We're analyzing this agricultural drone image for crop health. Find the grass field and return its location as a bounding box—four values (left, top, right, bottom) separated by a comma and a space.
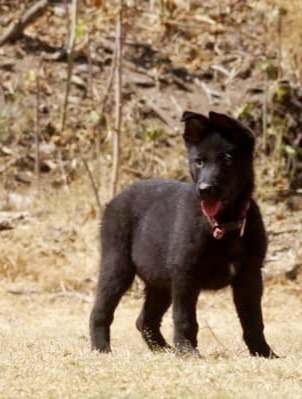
0, 183, 301, 399
1, 283, 302, 399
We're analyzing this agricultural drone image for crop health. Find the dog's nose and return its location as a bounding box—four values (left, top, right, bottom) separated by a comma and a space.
198, 183, 217, 197
199, 182, 211, 194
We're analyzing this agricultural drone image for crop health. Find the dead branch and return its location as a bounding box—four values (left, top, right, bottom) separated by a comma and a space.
0, 0, 50, 46
0, 157, 19, 175
95, 41, 117, 187
277, 7, 284, 79
136, 91, 174, 130
60, 0, 78, 132
262, 75, 268, 151
122, 165, 148, 179
58, 150, 70, 193
34, 65, 41, 191
111, 4, 124, 198
87, 34, 94, 101
79, 150, 102, 214
7, 289, 92, 303
49, 291, 92, 302
100, 49, 117, 117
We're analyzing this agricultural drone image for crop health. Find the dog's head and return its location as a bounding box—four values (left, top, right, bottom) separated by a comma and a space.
181, 111, 255, 217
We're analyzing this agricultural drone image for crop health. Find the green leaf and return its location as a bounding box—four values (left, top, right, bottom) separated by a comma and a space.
284, 145, 296, 155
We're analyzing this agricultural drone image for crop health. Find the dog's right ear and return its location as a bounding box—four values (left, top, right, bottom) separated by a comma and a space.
181, 111, 209, 143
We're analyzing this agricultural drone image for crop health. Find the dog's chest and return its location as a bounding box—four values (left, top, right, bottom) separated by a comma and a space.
195, 236, 242, 289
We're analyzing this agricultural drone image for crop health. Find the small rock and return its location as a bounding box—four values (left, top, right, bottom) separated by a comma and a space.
285, 265, 302, 281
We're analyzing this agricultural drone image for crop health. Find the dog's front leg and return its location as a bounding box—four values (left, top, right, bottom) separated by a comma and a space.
172, 272, 200, 356
232, 264, 277, 358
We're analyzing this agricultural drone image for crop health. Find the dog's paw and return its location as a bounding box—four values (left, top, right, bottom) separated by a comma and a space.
268, 351, 280, 359
91, 342, 111, 353
175, 346, 203, 359
252, 348, 279, 359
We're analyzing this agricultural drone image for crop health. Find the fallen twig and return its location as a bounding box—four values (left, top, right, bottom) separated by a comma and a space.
137, 92, 174, 130
267, 227, 301, 236
0, 0, 50, 46
122, 165, 148, 179
0, 211, 31, 231
0, 157, 19, 175
169, 94, 183, 115
194, 78, 222, 105
7, 289, 92, 303
204, 319, 228, 351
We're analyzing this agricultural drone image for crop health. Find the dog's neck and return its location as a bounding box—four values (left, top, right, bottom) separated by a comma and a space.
200, 182, 253, 240
216, 190, 252, 224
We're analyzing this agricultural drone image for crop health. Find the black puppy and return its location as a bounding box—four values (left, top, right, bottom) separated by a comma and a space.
90, 111, 276, 358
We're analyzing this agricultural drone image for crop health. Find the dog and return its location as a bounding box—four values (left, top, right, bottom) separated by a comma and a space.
90, 111, 276, 358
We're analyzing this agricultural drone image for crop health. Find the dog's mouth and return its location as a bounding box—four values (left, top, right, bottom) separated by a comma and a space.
201, 199, 222, 218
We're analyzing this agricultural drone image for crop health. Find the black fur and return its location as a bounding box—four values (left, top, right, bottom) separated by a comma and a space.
90, 111, 276, 358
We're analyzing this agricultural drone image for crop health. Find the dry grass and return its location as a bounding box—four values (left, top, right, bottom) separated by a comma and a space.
280, 0, 302, 78
1, 283, 302, 399
0, 178, 301, 399
0, 181, 99, 292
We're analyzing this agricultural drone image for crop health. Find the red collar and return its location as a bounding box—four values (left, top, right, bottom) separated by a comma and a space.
204, 201, 250, 240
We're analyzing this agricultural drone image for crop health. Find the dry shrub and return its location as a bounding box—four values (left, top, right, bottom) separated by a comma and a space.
0, 182, 99, 292
0, 107, 188, 293
262, 0, 302, 78
280, 0, 302, 79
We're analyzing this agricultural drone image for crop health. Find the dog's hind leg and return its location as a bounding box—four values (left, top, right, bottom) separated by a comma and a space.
136, 286, 171, 351
90, 250, 135, 353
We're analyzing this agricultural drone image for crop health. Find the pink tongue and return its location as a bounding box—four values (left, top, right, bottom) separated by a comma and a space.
201, 200, 221, 217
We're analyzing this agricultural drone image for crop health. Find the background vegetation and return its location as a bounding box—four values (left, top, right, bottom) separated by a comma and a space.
0, 1, 301, 398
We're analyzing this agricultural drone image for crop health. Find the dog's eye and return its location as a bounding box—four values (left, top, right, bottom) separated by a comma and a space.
195, 159, 204, 167
224, 153, 233, 165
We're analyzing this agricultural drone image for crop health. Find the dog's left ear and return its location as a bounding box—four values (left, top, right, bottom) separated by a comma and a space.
181, 111, 209, 143
209, 111, 255, 152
